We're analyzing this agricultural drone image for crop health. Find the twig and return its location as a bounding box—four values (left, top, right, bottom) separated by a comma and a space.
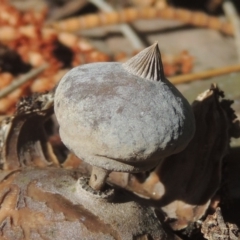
88, 0, 145, 50
0, 64, 48, 99
49, 6, 234, 36
169, 64, 240, 84
222, 1, 240, 62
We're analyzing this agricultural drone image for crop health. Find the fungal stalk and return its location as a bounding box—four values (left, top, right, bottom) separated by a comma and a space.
89, 166, 109, 191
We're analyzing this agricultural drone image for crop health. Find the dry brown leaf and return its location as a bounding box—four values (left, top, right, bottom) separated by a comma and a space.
202, 207, 240, 240
0, 92, 58, 170
109, 84, 240, 230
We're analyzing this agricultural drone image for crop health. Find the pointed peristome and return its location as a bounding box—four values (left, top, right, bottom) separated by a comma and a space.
122, 42, 165, 81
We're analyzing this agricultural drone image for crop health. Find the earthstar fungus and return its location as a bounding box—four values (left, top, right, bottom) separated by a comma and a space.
54, 43, 195, 191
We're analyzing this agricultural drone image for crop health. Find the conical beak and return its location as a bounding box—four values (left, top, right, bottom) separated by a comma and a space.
122, 42, 165, 82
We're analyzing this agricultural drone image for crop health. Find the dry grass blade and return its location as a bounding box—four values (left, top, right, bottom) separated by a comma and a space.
0, 64, 48, 99
223, 1, 240, 62
47, 0, 88, 21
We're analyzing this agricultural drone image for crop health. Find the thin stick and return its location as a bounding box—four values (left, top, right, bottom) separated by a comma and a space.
0, 64, 48, 99
88, 0, 145, 50
169, 64, 240, 84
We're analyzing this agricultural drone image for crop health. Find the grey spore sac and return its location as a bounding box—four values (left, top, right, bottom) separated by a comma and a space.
55, 43, 195, 174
